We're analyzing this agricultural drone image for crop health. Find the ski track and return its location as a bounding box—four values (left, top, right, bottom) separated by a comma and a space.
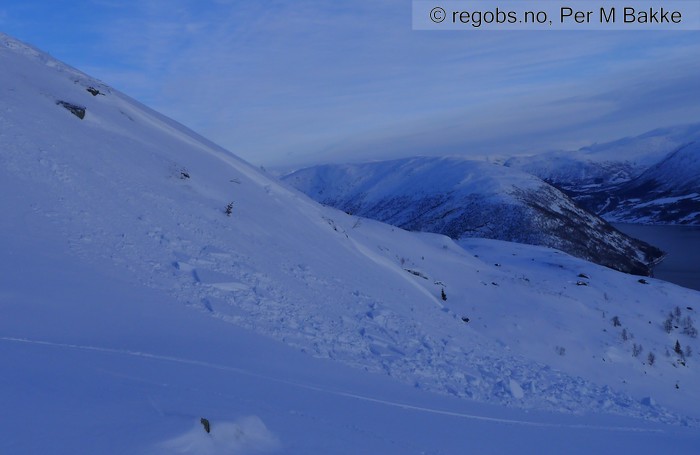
0, 336, 662, 433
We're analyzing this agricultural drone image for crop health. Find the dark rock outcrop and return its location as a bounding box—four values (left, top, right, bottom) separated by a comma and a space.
56, 101, 86, 119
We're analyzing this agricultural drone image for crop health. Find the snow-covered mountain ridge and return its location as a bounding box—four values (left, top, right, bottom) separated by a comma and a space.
588, 142, 700, 224
282, 157, 662, 275
505, 124, 700, 224
2, 33, 700, 453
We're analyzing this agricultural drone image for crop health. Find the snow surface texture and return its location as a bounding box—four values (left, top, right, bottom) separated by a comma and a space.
282, 157, 662, 275
505, 124, 700, 225
2, 33, 700, 453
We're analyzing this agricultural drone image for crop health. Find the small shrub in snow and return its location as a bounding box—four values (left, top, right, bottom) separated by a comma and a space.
674, 340, 683, 356
621, 329, 629, 341
611, 316, 621, 327
441, 288, 447, 301
663, 316, 674, 334
225, 202, 234, 216
632, 343, 643, 357
554, 346, 566, 356
647, 352, 656, 366
682, 316, 698, 338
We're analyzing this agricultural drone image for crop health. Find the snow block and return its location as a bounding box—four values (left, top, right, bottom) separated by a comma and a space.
161, 417, 280, 454
641, 396, 656, 407
509, 379, 525, 400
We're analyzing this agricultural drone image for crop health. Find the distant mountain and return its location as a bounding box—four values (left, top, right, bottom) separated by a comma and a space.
506, 123, 700, 190
282, 157, 662, 274
599, 142, 700, 224
506, 154, 633, 190
505, 124, 700, 224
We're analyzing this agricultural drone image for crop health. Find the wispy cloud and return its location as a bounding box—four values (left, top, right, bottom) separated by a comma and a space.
5, 1, 700, 166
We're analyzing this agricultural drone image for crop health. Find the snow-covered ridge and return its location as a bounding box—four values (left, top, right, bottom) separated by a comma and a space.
505, 124, 700, 225
600, 142, 700, 224
2, 33, 700, 453
506, 123, 700, 190
282, 157, 662, 275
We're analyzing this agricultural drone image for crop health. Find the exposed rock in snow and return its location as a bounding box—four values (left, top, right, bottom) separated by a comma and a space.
56, 100, 86, 119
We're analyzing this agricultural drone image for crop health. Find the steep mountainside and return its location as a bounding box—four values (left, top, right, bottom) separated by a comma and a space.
505, 124, 700, 224
599, 142, 700, 224
3, 33, 700, 454
283, 157, 662, 275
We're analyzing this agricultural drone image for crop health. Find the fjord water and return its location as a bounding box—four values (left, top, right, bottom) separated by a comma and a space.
615, 223, 700, 291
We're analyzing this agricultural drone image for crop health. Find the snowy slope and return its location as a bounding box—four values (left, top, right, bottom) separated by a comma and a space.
2, 33, 700, 454
282, 157, 662, 275
600, 142, 700, 224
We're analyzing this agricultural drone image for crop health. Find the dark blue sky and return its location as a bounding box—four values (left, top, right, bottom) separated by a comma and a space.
2, 0, 699, 167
